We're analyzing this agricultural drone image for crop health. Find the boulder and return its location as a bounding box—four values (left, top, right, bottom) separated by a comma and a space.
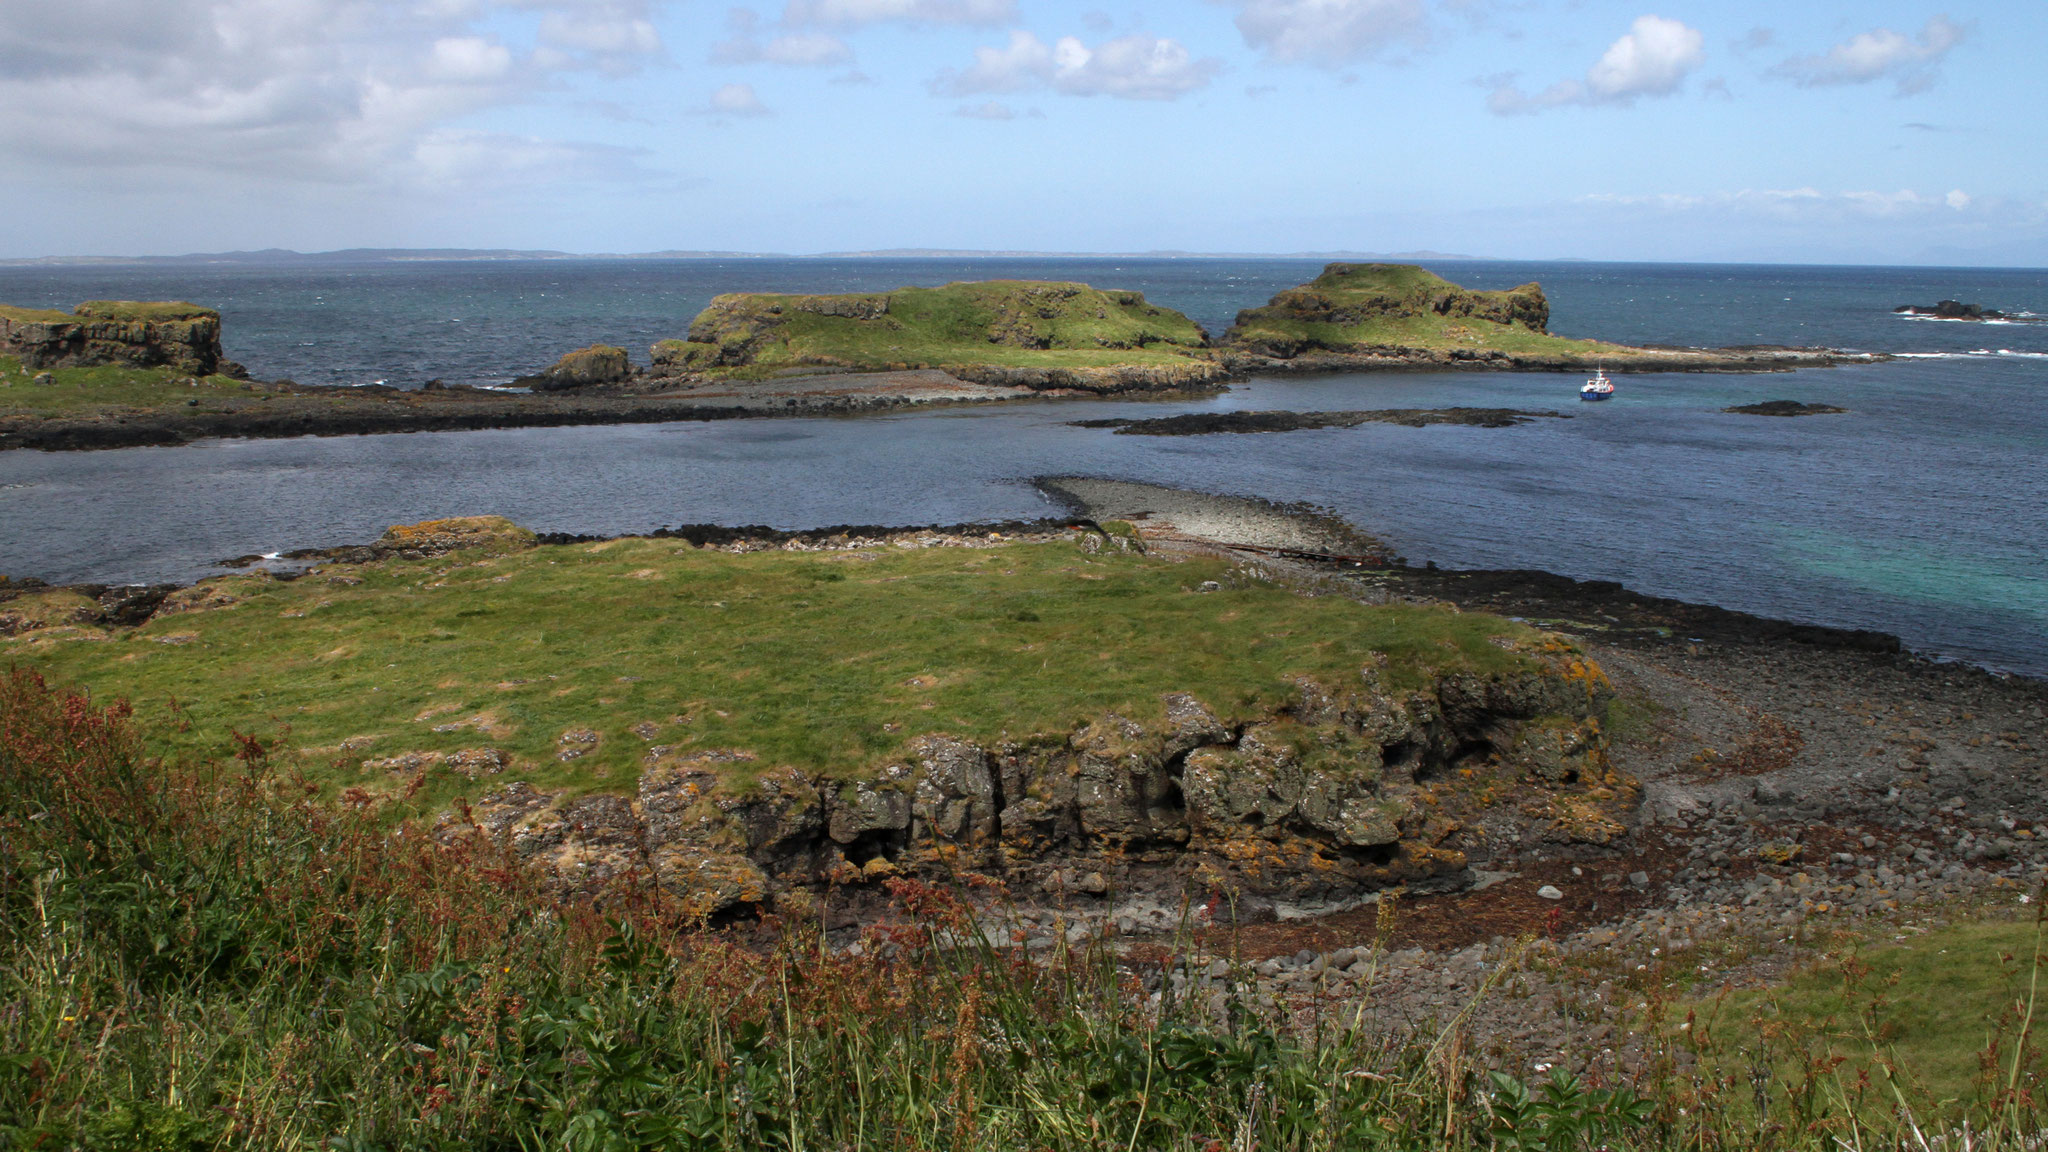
524, 344, 631, 391
374, 515, 536, 556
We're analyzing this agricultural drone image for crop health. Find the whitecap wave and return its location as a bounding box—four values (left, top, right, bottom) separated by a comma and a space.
1896, 313, 2044, 325
1893, 349, 2048, 360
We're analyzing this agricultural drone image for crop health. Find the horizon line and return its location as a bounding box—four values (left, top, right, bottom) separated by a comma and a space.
1, 247, 2043, 272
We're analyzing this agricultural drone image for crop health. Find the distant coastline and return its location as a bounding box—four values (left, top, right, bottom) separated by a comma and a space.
0, 247, 1488, 268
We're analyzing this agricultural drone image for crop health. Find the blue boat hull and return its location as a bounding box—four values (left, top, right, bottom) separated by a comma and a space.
1580, 391, 1611, 401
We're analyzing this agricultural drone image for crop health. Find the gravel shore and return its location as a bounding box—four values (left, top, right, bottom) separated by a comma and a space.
1043, 477, 2048, 1073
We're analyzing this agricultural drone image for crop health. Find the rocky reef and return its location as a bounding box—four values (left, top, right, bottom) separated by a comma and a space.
0, 301, 245, 377
1894, 300, 2043, 322
1723, 400, 1847, 417
1071, 407, 1561, 436
446, 650, 1629, 921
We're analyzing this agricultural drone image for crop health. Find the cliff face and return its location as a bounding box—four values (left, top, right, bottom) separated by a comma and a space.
646, 280, 1221, 391
1222, 264, 1552, 360
0, 301, 245, 377
450, 650, 1631, 918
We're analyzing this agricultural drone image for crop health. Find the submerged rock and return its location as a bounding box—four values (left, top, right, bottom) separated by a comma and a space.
1072, 408, 1558, 436
1723, 400, 1848, 417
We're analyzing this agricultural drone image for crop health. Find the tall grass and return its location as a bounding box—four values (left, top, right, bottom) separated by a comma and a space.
5, 664, 2047, 1151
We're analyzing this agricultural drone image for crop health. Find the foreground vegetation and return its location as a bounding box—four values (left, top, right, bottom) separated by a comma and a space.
6, 667, 2048, 1150
0, 355, 257, 415
3, 529, 1541, 810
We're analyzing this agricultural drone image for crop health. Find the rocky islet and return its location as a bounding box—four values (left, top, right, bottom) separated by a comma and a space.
0, 264, 1889, 451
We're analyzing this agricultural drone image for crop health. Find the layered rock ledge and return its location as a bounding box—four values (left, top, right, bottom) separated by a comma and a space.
446, 659, 1630, 922
0, 301, 245, 377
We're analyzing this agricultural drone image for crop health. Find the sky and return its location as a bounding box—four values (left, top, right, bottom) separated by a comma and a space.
1, 0, 2043, 264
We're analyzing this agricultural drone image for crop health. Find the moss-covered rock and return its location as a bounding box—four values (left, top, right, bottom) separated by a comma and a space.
374, 515, 537, 556
0, 301, 243, 377
526, 344, 631, 391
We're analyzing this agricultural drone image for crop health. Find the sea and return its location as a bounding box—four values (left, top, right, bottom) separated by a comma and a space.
0, 257, 2043, 676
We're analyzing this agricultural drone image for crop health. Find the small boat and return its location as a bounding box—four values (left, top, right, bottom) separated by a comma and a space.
1581, 367, 1614, 401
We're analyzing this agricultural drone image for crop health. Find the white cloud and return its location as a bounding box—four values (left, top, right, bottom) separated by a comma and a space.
955, 100, 1015, 119
428, 37, 515, 83
413, 132, 652, 184
705, 82, 772, 116
939, 30, 1051, 94
713, 9, 853, 66
1771, 15, 1965, 96
781, 0, 1013, 27
1224, 0, 1428, 67
1581, 186, 1985, 221
1489, 14, 1704, 115
0, 0, 668, 183
935, 31, 1221, 100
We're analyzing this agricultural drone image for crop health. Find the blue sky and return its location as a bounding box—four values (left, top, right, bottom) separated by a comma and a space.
2, 0, 2042, 263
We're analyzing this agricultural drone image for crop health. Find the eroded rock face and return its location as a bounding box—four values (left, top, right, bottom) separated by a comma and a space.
0, 302, 245, 376
448, 650, 1634, 916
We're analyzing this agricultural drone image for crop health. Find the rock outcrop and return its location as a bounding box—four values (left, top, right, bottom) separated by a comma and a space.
0, 301, 245, 377
447, 646, 1633, 917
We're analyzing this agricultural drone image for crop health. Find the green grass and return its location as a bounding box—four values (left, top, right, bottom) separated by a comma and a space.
0, 354, 258, 413
1232, 312, 1633, 359
73, 300, 219, 322
7, 669, 2048, 1151
1, 300, 217, 324
1691, 909, 2048, 1103
0, 670, 1655, 1152
0, 304, 75, 324
668, 280, 1214, 375
7, 534, 1541, 811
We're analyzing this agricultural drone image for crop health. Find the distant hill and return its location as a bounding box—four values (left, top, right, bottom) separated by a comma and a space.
0, 247, 1485, 267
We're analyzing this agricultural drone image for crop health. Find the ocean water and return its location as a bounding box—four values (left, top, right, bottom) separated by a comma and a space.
1, 258, 2044, 675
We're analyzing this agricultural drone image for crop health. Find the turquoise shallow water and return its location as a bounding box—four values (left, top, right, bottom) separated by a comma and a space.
0, 259, 2043, 675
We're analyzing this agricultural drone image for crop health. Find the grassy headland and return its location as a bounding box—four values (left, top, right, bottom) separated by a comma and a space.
4, 522, 1540, 814
652, 280, 1218, 381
